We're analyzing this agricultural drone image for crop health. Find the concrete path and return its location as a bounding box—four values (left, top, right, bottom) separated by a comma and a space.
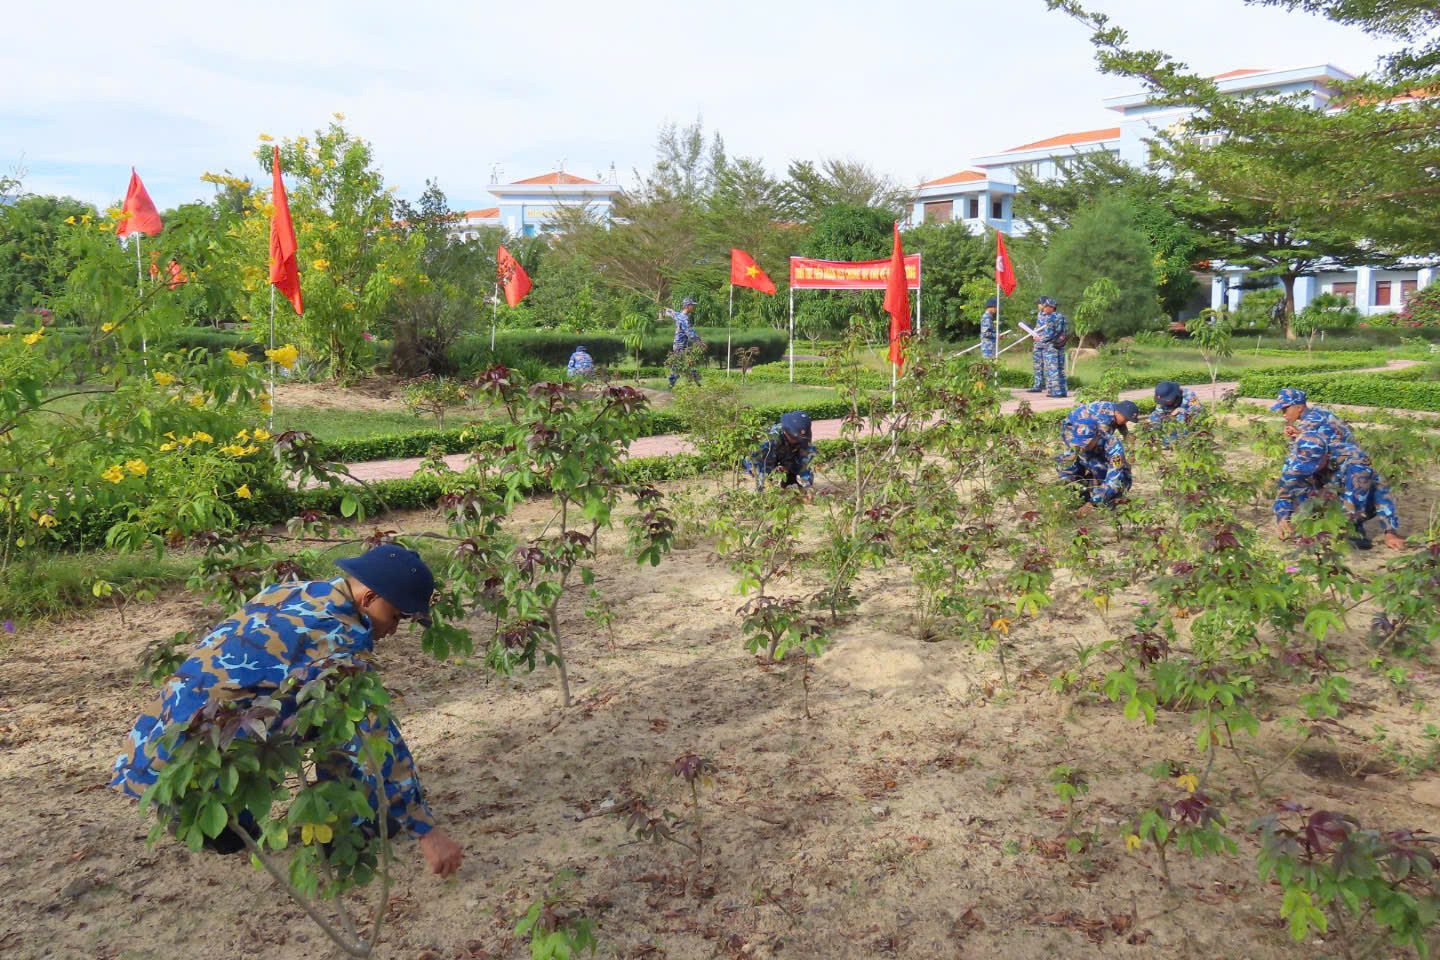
342, 359, 1419, 484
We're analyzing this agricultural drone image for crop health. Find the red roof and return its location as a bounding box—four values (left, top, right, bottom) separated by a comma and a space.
920, 170, 986, 188
1212, 68, 1268, 81
1003, 127, 1121, 153
510, 172, 600, 186
460, 207, 499, 219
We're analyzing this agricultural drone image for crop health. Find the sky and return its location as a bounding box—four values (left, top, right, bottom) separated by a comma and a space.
1, 0, 1399, 213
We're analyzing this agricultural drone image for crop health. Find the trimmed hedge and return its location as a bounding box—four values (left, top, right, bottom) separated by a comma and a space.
448, 328, 789, 375
1237, 370, 1440, 412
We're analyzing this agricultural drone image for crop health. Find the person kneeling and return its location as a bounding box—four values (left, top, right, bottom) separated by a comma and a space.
744, 411, 816, 492
1056, 417, 1132, 513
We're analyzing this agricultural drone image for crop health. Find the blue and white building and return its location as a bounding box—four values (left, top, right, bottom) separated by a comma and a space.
913, 66, 1434, 318
451, 169, 623, 241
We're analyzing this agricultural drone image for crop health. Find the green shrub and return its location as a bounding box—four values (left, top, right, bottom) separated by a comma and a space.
447, 328, 788, 376
1238, 370, 1440, 411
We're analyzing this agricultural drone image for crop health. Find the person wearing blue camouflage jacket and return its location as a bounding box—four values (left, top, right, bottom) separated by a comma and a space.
979, 297, 999, 359
1271, 388, 1356, 445
744, 411, 817, 492
1065, 399, 1138, 440
111, 545, 463, 876
1056, 416, 1132, 508
1272, 434, 1405, 550
566, 345, 595, 379
663, 297, 704, 387
1028, 298, 1047, 392
1148, 381, 1205, 441
1028, 297, 1068, 398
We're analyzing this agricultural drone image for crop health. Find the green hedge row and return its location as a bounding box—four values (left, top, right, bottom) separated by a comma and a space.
1237, 371, 1440, 412
448, 328, 789, 374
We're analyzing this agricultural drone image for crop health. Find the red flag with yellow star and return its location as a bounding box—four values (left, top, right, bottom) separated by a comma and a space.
730, 248, 776, 295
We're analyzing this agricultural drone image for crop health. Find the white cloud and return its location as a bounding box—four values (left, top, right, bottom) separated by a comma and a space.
0, 0, 1397, 211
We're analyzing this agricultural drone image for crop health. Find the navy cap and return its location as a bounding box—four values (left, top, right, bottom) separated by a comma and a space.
1271, 388, 1307, 412
780, 411, 812, 437
1154, 381, 1181, 406
984, 297, 998, 309
1114, 400, 1139, 421
681, 297, 697, 308
1038, 296, 1057, 308
336, 545, 435, 627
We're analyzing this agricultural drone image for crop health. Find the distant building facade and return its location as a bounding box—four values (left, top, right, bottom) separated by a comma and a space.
451, 169, 622, 241
914, 66, 1433, 318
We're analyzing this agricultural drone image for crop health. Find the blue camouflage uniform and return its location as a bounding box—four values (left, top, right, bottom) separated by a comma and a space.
1272, 432, 1331, 525
1030, 303, 1047, 390
1321, 441, 1400, 533
1066, 400, 1128, 437
665, 300, 703, 387
744, 412, 816, 490
1149, 384, 1205, 443
566, 347, 595, 379
1056, 417, 1131, 505
1034, 298, 1067, 397
1270, 388, 1356, 445
979, 300, 998, 359
111, 579, 436, 838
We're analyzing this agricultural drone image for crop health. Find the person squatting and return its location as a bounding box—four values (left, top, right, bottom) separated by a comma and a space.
744, 411, 817, 491
1056, 400, 1138, 511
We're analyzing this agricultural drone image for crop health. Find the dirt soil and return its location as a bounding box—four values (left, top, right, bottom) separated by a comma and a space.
4, 456, 1440, 959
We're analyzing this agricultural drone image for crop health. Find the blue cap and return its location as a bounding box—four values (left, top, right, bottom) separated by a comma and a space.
576, 345, 587, 351
1155, 381, 1181, 406
1271, 388, 1308, 412
1038, 296, 1057, 308
682, 297, 697, 308
984, 297, 998, 309
1288, 433, 1329, 477
336, 545, 435, 627
780, 411, 812, 437
1114, 400, 1139, 421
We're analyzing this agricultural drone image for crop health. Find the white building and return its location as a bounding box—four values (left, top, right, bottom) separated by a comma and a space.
913, 66, 1434, 318
451, 169, 623, 241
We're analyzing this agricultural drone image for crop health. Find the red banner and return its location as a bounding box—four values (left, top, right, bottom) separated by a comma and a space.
789, 255, 921, 290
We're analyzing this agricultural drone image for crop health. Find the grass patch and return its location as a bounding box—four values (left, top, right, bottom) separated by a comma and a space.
0, 551, 198, 627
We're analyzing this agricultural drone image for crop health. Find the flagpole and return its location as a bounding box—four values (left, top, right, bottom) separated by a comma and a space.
994, 252, 1001, 384
491, 282, 499, 351
135, 235, 147, 367
787, 285, 794, 385
268, 287, 276, 432
915, 253, 922, 337
727, 283, 733, 376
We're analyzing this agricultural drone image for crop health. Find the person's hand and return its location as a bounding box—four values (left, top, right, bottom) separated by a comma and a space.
419, 828, 462, 877
1283, 424, 1300, 439
1275, 518, 1295, 539
1077, 502, 1095, 518
1384, 531, 1407, 550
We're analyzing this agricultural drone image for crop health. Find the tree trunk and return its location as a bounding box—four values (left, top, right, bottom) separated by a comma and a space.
1282, 275, 1298, 340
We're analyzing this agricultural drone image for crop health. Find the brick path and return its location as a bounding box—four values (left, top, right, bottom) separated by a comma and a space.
342, 360, 1419, 484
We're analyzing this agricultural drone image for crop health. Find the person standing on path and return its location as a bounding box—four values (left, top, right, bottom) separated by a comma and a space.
1037, 297, 1069, 398
1028, 297, 1047, 393
662, 296, 704, 387
979, 297, 1000, 359
110, 545, 464, 876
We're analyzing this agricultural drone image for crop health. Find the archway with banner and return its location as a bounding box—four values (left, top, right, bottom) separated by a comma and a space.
787, 254, 921, 383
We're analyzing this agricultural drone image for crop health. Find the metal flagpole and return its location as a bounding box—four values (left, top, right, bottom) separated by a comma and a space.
915, 253, 922, 337
135, 235, 147, 367
491, 283, 499, 351
268, 288, 276, 432
727, 283, 733, 375
788, 285, 795, 384
994, 258, 1001, 382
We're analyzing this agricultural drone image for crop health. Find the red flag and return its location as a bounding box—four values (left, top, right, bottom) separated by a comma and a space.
883, 222, 910, 371
115, 169, 163, 238
995, 231, 1017, 296
730, 248, 776, 295
497, 244, 532, 307
268, 146, 303, 315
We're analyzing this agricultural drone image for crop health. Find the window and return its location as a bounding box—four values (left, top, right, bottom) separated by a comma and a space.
1331, 281, 1356, 302
1375, 280, 1392, 306
1402, 280, 1417, 302
991, 199, 1003, 220
923, 200, 952, 224
967, 197, 979, 219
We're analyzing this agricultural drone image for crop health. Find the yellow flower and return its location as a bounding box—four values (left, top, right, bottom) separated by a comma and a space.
258, 133, 274, 142
101, 322, 116, 333
101, 465, 126, 484
1125, 834, 1142, 852
388, 275, 402, 286
235, 484, 252, 500
251, 428, 270, 442
226, 350, 249, 368
333, 112, 345, 121
188, 393, 206, 408
265, 344, 299, 369
159, 442, 177, 452
219, 444, 247, 456
311, 259, 331, 271
65, 216, 77, 225
81, 214, 91, 225
260, 398, 273, 414
125, 459, 148, 476
417, 274, 430, 284
1176, 774, 1199, 793
164, 432, 176, 440
190, 431, 213, 444
343, 301, 356, 311
37, 514, 56, 528
23, 331, 43, 346
234, 429, 250, 441
242, 444, 260, 455
153, 371, 176, 386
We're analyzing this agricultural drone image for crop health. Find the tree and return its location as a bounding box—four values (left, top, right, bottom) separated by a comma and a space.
0, 193, 95, 321
1187, 308, 1234, 393
796, 203, 895, 336
1041, 194, 1161, 337
1069, 277, 1120, 373
780, 158, 911, 224
1045, 0, 1440, 253
1015, 152, 1201, 319
902, 220, 994, 339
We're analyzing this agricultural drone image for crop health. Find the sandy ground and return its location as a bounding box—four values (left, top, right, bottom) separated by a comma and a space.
4, 438, 1440, 959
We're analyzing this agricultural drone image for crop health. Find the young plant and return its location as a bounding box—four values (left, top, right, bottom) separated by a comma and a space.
399, 374, 469, 428
515, 891, 599, 960
1186, 308, 1234, 395
738, 596, 830, 716
1129, 782, 1236, 891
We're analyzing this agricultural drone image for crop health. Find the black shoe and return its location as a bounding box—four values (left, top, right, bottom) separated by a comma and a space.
1048, 392, 1068, 399
1026, 388, 1044, 393
1349, 519, 1373, 551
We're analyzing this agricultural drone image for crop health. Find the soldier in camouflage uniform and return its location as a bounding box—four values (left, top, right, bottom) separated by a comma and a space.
111, 545, 463, 876
1028, 297, 1047, 392
1271, 433, 1404, 549
566, 345, 595, 379
744, 411, 817, 491
663, 297, 704, 387
1030, 296, 1068, 397
1270, 387, 1356, 445
979, 297, 999, 359
1056, 416, 1132, 509
1148, 380, 1206, 443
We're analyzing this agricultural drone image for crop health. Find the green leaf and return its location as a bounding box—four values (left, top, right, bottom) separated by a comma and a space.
199, 799, 229, 839
340, 494, 358, 518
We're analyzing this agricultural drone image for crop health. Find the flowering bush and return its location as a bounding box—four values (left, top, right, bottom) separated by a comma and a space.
1367, 283, 1440, 327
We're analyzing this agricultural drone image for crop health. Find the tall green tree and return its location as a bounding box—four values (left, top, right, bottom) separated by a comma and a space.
1041, 194, 1160, 337
902, 220, 993, 339
780, 159, 911, 225
0, 193, 95, 321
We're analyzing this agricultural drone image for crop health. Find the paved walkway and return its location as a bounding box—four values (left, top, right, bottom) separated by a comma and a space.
342, 360, 1419, 484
